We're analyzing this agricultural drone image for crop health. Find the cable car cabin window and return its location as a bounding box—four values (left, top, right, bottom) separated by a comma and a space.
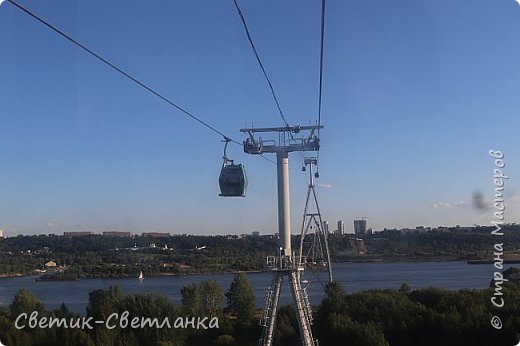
219, 164, 247, 197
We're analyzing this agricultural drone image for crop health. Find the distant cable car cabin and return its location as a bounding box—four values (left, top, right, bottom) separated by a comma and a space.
219, 162, 247, 197
219, 138, 247, 197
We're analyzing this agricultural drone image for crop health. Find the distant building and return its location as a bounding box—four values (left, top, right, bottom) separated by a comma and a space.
453, 226, 473, 233
400, 228, 413, 235
415, 226, 428, 234
355, 238, 366, 256
44, 261, 57, 268
322, 221, 329, 234
142, 232, 170, 238
64, 231, 93, 237
0, 228, 3, 238
337, 220, 345, 235
103, 231, 131, 237
354, 219, 367, 237
252, 231, 260, 236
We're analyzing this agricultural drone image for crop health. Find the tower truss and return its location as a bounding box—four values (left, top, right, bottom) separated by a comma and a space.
298, 157, 333, 284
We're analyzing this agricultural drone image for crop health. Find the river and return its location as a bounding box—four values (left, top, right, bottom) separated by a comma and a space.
0, 261, 501, 314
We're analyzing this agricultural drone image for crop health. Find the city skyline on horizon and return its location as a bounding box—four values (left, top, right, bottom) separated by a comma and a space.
1, 219, 518, 238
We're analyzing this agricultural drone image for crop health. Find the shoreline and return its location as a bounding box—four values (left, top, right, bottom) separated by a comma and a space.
0, 273, 23, 279
0, 258, 490, 281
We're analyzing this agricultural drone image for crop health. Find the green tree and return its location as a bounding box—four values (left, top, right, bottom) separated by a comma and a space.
320, 281, 346, 315
199, 280, 224, 317
274, 305, 299, 346
181, 280, 224, 317
0, 305, 33, 346
120, 293, 182, 346
181, 283, 202, 315
225, 273, 256, 323
86, 286, 123, 320
86, 286, 124, 346
9, 289, 45, 318
398, 283, 411, 294
215, 334, 237, 345
320, 313, 389, 346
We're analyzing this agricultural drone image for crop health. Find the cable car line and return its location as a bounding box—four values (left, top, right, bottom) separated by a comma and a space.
6, 0, 244, 147
315, 0, 326, 176
232, 0, 293, 135
7, 0, 277, 169
317, 0, 326, 134
233, 0, 308, 166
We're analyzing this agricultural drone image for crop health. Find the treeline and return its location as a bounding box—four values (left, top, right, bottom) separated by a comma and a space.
0, 234, 278, 277
0, 234, 278, 255
313, 282, 520, 346
330, 225, 520, 261
1, 229, 520, 277
1, 277, 519, 346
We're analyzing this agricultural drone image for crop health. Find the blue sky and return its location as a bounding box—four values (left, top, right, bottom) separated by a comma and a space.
0, 0, 519, 236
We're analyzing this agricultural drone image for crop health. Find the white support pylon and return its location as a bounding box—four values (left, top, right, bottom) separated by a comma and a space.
241, 126, 320, 346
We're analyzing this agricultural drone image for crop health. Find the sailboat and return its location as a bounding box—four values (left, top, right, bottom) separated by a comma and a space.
138, 271, 144, 281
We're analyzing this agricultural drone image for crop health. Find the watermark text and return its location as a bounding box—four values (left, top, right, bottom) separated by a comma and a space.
14, 311, 219, 330
488, 150, 509, 330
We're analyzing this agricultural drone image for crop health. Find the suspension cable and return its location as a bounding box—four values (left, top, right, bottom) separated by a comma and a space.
232, 0, 292, 130
6, 0, 242, 145
316, 0, 326, 173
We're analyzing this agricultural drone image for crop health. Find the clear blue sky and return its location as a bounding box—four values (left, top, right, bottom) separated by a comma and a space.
1, 0, 519, 236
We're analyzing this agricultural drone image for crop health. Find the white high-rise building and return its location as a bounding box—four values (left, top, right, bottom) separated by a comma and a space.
0, 228, 3, 238
337, 220, 345, 235
322, 221, 329, 234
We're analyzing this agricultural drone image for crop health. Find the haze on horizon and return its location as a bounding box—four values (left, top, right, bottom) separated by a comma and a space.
0, 0, 519, 236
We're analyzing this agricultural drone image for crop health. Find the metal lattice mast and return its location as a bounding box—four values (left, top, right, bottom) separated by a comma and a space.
240, 125, 321, 346
298, 158, 333, 283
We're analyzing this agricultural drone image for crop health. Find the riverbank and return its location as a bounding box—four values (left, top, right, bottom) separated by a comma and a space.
25, 269, 267, 281
1, 258, 468, 280
0, 273, 23, 278
1, 257, 492, 280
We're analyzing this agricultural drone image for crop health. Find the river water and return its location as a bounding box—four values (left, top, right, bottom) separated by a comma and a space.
0, 261, 500, 314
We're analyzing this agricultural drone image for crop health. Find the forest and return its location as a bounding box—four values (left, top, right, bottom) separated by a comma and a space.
1, 273, 519, 346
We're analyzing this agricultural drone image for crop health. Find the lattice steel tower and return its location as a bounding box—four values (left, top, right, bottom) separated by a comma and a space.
298, 157, 333, 283
241, 125, 321, 346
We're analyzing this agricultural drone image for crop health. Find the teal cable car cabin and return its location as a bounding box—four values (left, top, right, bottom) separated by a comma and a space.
219, 163, 248, 197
